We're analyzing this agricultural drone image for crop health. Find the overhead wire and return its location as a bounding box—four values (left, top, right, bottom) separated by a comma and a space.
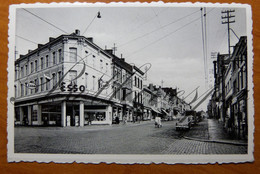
201, 8, 206, 89
125, 8, 215, 58
115, 7, 169, 44
126, 16, 201, 58
118, 9, 201, 48
82, 8, 102, 36
204, 8, 208, 88
22, 8, 68, 34
16, 35, 38, 45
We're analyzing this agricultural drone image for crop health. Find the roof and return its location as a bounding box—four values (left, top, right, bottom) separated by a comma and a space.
15, 30, 112, 63
133, 66, 145, 76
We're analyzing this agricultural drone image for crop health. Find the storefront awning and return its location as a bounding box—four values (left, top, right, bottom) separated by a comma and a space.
151, 107, 162, 114
161, 109, 170, 116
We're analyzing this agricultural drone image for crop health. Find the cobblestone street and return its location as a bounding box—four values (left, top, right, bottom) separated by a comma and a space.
14, 119, 247, 154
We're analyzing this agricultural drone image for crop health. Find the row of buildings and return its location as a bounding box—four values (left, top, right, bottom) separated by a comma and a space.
14, 29, 191, 127
207, 36, 248, 139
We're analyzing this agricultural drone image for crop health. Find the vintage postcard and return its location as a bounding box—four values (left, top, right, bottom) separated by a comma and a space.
7, 2, 254, 164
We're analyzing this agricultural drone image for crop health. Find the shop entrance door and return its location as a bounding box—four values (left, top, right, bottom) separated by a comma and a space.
66, 104, 79, 126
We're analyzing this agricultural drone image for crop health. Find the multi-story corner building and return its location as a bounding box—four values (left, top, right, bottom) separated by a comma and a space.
14, 30, 114, 127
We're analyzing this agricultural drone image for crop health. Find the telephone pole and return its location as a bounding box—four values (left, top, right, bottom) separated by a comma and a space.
221, 9, 235, 58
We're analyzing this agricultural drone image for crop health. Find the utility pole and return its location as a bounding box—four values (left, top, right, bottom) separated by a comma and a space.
221, 9, 235, 122
221, 9, 235, 58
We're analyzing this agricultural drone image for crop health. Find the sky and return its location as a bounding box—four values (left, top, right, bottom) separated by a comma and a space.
14, 3, 248, 111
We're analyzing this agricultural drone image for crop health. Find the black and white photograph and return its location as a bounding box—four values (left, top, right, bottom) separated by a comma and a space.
7, 2, 254, 163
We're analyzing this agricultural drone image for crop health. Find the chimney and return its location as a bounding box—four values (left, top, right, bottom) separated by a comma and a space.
105, 49, 113, 55
49, 37, 55, 42
86, 37, 93, 42
75, 29, 80, 36
38, 44, 43, 48
28, 50, 32, 53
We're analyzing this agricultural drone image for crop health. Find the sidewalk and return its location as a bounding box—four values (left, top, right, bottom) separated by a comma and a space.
183, 118, 247, 145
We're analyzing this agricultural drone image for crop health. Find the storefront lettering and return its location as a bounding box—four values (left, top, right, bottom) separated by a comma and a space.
60, 82, 86, 92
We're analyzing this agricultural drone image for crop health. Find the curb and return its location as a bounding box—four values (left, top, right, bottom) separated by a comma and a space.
183, 136, 248, 146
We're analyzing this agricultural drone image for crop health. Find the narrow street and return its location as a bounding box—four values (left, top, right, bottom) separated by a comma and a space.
14, 119, 247, 154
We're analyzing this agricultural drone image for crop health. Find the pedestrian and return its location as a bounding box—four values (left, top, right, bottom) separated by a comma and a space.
123, 115, 127, 125
115, 116, 120, 124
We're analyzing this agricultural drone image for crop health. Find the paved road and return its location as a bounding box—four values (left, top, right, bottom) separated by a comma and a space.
14, 120, 247, 154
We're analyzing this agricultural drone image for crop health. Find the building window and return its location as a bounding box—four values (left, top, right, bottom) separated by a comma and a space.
35, 60, 38, 72
135, 76, 137, 87
52, 73, 57, 87
46, 55, 49, 68
92, 56, 95, 67
69, 48, 77, 62
25, 64, 28, 75
58, 71, 62, 84
14, 85, 17, 98
20, 66, 24, 78
140, 80, 142, 89
137, 78, 140, 88
100, 59, 103, 70
21, 84, 24, 97
41, 57, 44, 69
25, 83, 28, 95
85, 73, 88, 89
40, 77, 44, 92
58, 49, 62, 63
69, 70, 77, 85
30, 81, 34, 94
114, 69, 117, 80
30, 62, 34, 73
106, 63, 108, 72
35, 79, 38, 93
53, 51, 56, 65
92, 76, 96, 91
46, 78, 50, 91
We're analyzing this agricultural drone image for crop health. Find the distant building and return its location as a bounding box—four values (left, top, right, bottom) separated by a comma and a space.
132, 66, 145, 121
208, 36, 247, 139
